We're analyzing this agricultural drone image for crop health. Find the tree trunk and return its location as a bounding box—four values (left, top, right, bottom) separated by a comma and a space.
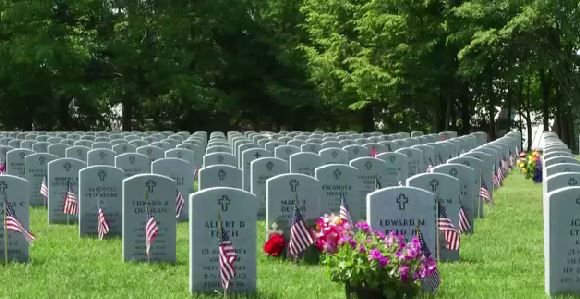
525, 79, 533, 151
361, 105, 374, 132
539, 69, 551, 131
122, 96, 133, 131
458, 83, 472, 135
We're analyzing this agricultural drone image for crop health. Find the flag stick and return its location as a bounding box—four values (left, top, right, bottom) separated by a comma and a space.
3, 200, 8, 264
435, 206, 440, 263
146, 192, 150, 264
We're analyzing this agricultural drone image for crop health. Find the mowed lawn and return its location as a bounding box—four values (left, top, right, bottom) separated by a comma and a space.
0, 171, 571, 298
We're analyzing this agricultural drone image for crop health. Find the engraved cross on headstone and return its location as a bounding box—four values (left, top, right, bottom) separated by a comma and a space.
364, 160, 373, 170
254, 151, 262, 159
569, 178, 578, 186
289, 179, 299, 192
63, 162, 72, 172
429, 179, 439, 192
218, 169, 226, 181
218, 195, 231, 212
146, 180, 156, 193
396, 194, 408, 210
98, 170, 107, 182
333, 168, 342, 180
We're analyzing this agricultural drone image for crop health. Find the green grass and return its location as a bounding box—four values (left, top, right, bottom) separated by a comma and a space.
0, 172, 577, 298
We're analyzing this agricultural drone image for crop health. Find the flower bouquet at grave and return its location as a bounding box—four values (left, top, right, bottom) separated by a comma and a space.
317, 218, 438, 299
517, 150, 543, 183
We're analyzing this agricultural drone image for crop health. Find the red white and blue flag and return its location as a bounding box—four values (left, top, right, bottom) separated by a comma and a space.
4, 200, 35, 244
417, 228, 440, 291
480, 182, 494, 204
145, 209, 159, 257
97, 204, 110, 240
63, 183, 78, 215
175, 191, 185, 219
438, 204, 459, 251
40, 176, 49, 200
339, 193, 352, 225
288, 206, 314, 257
218, 225, 237, 290
458, 200, 472, 234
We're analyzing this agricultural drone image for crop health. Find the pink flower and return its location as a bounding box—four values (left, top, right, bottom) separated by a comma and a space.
369, 248, 389, 267
400, 265, 410, 281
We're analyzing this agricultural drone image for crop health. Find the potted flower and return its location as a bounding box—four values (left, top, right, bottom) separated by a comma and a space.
517, 150, 543, 183
314, 216, 438, 298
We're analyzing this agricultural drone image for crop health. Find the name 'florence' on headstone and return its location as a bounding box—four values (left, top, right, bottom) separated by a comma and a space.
189, 187, 257, 293
122, 174, 176, 263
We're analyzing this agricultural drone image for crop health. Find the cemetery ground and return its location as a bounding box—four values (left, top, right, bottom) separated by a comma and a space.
0, 171, 572, 299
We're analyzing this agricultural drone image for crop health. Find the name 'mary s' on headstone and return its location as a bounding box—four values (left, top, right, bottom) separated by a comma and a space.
0, 175, 31, 262
47, 158, 86, 224
122, 174, 176, 263
189, 187, 257, 293
79, 166, 124, 238
266, 174, 320, 240
545, 187, 580, 296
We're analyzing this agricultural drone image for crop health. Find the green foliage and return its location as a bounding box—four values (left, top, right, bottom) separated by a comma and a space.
0, 0, 578, 135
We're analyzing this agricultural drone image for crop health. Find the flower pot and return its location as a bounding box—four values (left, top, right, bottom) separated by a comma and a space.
345, 283, 386, 299
345, 283, 416, 299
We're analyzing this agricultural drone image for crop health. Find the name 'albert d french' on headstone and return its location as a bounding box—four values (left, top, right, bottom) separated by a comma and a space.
189, 187, 257, 293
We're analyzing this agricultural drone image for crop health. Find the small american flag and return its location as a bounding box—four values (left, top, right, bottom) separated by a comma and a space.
0, 160, 5, 174
145, 208, 159, 257
218, 224, 237, 290
63, 183, 79, 215
458, 200, 472, 234
97, 204, 110, 240
193, 167, 199, 180
426, 163, 434, 173
375, 178, 382, 191
175, 191, 185, 219
370, 148, 378, 157
338, 193, 352, 224
40, 176, 49, 200
4, 200, 35, 244
417, 228, 440, 291
288, 206, 314, 257
479, 183, 493, 204
492, 173, 500, 190
437, 204, 459, 251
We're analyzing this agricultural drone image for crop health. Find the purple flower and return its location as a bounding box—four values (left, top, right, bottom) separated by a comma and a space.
399, 265, 410, 281
355, 221, 371, 233
358, 244, 366, 254
369, 248, 389, 267
338, 235, 356, 249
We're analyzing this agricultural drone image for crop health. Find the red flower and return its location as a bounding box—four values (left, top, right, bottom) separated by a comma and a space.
264, 233, 286, 256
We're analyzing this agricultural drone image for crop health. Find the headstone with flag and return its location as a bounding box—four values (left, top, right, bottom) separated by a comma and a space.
288, 206, 314, 258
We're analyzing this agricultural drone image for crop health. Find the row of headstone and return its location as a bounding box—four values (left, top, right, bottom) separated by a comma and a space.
542, 132, 580, 296
0, 129, 521, 295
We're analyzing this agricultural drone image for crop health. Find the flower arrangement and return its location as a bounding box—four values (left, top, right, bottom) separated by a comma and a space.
517, 150, 543, 183
263, 223, 286, 257
314, 215, 438, 298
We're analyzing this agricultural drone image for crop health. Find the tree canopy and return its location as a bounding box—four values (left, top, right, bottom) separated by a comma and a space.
1, 0, 578, 144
